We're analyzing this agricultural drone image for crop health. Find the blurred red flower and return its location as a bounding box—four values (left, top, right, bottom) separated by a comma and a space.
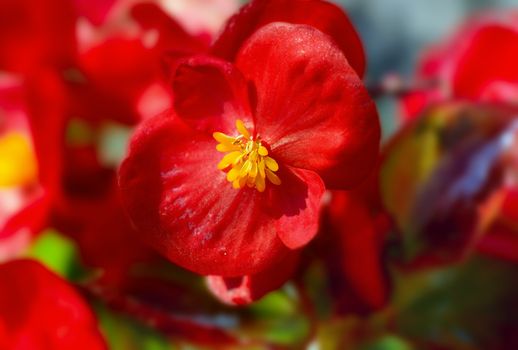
0, 259, 106, 349
0, 72, 65, 262
119, 0, 380, 278
402, 12, 518, 119
0, 0, 216, 279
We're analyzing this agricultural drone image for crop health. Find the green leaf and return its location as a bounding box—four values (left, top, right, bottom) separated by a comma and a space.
95, 303, 175, 350
26, 230, 86, 280
393, 255, 518, 348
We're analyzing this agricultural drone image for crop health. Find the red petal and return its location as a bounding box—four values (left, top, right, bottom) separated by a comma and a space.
0, 260, 107, 349
0, 0, 77, 74
236, 23, 379, 189
171, 55, 253, 135
212, 0, 365, 77
270, 167, 325, 249
206, 252, 300, 305
321, 190, 389, 314
478, 224, 518, 263
477, 187, 518, 262
130, 2, 207, 54
0, 193, 51, 260
24, 70, 67, 192
453, 25, 518, 101
73, 37, 160, 125
119, 113, 290, 276
74, 0, 116, 25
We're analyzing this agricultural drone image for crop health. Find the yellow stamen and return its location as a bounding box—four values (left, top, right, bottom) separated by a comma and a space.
0, 131, 38, 188
213, 119, 281, 192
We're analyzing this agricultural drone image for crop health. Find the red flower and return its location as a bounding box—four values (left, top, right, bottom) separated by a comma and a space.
402, 12, 518, 119
119, 19, 379, 277
0, 72, 65, 261
0, 259, 107, 349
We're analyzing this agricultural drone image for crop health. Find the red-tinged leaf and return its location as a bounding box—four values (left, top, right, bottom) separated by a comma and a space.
382, 103, 518, 267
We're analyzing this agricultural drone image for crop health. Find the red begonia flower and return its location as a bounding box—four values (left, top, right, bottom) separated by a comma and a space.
0, 0, 77, 74
206, 252, 300, 305
119, 23, 379, 276
0, 260, 107, 349
402, 12, 518, 120
212, 0, 366, 77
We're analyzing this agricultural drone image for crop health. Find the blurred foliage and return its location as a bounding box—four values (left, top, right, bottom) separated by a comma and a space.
26, 229, 87, 281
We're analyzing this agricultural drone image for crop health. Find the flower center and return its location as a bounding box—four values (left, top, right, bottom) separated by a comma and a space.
213, 120, 281, 192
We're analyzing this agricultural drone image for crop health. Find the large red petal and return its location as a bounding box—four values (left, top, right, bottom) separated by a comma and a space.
212, 0, 365, 77
119, 113, 290, 276
171, 55, 253, 135
206, 252, 300, 305
236, 23, 379, 189
0, 260, 107, 349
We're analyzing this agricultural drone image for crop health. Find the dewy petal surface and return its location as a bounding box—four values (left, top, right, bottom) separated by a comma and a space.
235, 23, 380, 189
119, 113, 324, 276
212, 0, 366, 77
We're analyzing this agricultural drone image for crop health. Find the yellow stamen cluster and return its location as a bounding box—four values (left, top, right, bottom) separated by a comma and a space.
213, 120, 281, 192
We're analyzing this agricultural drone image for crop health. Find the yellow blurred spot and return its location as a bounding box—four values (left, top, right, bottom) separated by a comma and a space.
0, 132, 38, 187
